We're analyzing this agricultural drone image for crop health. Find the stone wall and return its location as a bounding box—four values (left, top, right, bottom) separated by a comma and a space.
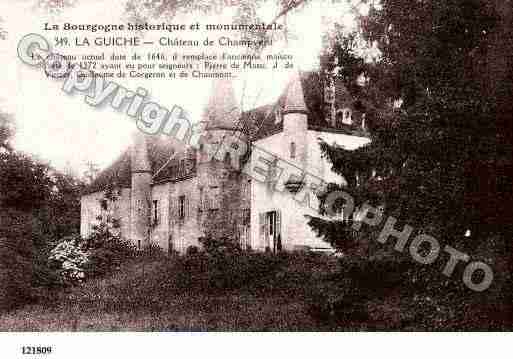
149, 183, 170, 251
249, 121, 331, 251
80, 187, 132, 240
248, 123, 371, 251
80, 191, 104, 239
167, 176, 203, 253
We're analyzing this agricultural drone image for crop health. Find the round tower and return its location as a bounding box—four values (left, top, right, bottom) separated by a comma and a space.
283, 71, 309, 169
197, 78, 248, 172
196, 78, 248, 243
130, 131, 152, 249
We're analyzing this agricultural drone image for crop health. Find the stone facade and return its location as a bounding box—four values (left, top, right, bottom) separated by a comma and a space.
80, 72, 370, 253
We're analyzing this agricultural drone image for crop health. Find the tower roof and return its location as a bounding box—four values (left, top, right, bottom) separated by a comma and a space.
204, 78, 242, 130
131, 132, 151, 173
283, 70, 308, 114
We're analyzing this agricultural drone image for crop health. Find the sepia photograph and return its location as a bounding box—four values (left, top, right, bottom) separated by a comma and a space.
0, 0, 512, 356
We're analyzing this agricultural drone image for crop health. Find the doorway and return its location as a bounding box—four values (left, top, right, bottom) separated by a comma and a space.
266, 210, 282, 252
168, 235, 173, 255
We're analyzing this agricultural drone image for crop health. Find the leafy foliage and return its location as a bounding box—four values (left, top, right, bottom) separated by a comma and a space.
0, 236, 34, 311
312, 0, 512, 242
0, 114, 84, 310
307, 0, 513, 328
0, 209, 42, 311
0, 111, 14, 151
48, 235, 89, 283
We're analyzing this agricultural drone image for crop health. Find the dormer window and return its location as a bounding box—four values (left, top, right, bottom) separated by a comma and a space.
342, 108, 352, 125
274, 107, 283, 124
334, 108, 353, 127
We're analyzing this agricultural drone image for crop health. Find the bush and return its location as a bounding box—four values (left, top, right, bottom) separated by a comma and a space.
48, 235, 90, 283
305, 255, 411, 326
0, 236, 34, 311
169, 250, 286, 292
0, 209, 51, 311
49, 233, 139, 283
83, 238, 138, 278
185, 245, 200, 257
199, 236, 242, 256
138, 242, 165, 260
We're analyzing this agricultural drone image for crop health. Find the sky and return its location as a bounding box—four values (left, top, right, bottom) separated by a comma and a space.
0, 0, 366, 176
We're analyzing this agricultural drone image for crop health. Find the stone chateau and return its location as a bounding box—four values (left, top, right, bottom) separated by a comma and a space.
80, 71, 370, 253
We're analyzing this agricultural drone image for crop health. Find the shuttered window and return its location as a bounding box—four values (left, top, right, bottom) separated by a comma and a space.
276, 210, 281, 237
199, 187, 204, 212
179, 195, 185, 219
259, 213, 265, 245
209, 186, 220, 210
153, 200, 158, 225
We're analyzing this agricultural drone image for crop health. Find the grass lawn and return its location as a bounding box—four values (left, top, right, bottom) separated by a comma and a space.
0, 253, 339, 331
1, 251, 510, 331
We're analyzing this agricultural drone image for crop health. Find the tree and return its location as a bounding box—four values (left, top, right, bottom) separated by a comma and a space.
0, 113, 85, 310
307, 0, 513, 328
83, 161, 100, 185
0, 16, 7, 40
0, 110, 14, 152
311, 0, 512, 244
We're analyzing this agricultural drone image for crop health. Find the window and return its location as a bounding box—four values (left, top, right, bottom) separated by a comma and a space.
168, 235, 173, 254
290, 142, 296, 159
336, 108, 353, 127
153, 200, 158, 225
199, 187, 204, 212
209, 186, 220, 210
259, 211, 282, 253
224, 152, 231, 165
269, 212, 275, 236
336, 109, 344, 127
274, 107, 282, 124
242, 179, 251, 198
342, 108, 352, 125
242, 208, 250, 226
179, 195, 186, 219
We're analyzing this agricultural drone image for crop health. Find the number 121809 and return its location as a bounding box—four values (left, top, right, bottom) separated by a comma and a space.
21, 346, 52, 355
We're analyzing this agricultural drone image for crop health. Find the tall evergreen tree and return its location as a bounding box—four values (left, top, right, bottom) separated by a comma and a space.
307, 0, 513, 329
310, 0, 512, 249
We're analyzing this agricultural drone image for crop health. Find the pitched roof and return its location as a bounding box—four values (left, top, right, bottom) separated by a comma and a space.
204, 78, 242, 130
241, 104, 281, 140
131, 132, 151, 172
83, 150, 131, 195
241, 71, 328, 140
83, 135, 188, 195
83, 71, 334, 194
283, 71, 308, 114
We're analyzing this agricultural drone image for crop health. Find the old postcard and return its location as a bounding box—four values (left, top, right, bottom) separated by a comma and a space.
0, 0, 512, 357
